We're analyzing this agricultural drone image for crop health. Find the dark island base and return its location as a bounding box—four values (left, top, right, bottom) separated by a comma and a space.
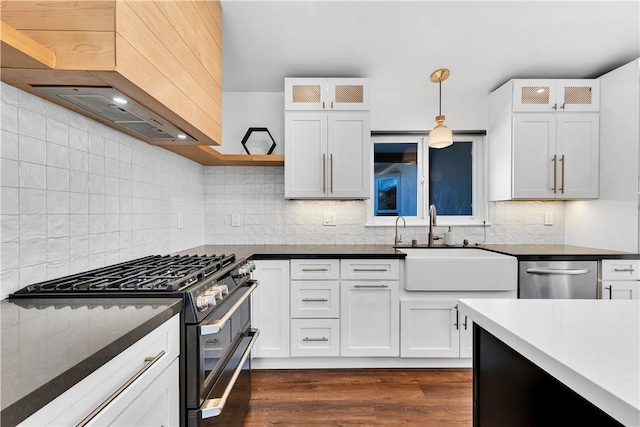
473, 324, 623, 427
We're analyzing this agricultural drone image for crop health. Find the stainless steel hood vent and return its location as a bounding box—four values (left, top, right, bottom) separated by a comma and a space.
31, 86, 195, 142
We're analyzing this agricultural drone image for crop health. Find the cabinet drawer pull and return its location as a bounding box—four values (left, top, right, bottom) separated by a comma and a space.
330, 153, 334, 193
614, 267, 636, 272
76, 350, 166, 427
302, 298, 329, 302
322, 154, 326, 193
354, 284, 388, 288
559, 154, 565, 194
353, 268, 388, 272
302, 268, 329, 272
303, 337, 328, 342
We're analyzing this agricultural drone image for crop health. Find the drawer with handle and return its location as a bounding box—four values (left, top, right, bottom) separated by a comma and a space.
340, 259, 400, 281
601, 259, 640, 280
291, 259, 340, 280
290, 318, 340, 357
291, 281, 339, 318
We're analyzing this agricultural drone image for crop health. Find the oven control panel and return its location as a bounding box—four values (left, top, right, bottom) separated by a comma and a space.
236, 260, 255, 277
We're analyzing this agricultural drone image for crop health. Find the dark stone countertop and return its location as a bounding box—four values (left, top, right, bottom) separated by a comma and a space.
175, 244, 407, 259
0, 297, 183, 426
175, 243, 638, 262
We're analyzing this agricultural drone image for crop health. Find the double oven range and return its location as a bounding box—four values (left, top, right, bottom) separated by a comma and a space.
9, 253, 259, 427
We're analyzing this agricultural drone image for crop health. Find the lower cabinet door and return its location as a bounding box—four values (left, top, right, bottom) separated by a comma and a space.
87, 357, 179, 427
400, 300, 460, 358
602, 281, 640, 299
290, 318, 340, 357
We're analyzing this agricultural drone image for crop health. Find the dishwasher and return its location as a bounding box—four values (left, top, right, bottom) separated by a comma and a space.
519, 260, 598, 299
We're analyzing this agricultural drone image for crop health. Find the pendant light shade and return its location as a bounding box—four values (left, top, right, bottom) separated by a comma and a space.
430, 68, 453, 149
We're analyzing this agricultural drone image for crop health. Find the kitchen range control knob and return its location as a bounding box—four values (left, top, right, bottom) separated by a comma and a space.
238, 261, 256, 277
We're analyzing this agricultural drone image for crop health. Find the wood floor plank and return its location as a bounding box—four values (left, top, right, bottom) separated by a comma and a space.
243, 368, 472, 427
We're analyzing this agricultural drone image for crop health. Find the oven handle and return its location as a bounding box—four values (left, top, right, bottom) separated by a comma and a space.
200, 281, 258, 336
200, 329, 260, 419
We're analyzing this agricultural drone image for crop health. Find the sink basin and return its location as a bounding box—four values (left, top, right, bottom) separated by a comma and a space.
402, 248, 517, 291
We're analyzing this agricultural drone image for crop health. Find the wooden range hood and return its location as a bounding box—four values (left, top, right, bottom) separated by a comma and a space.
0, 1, 283, 167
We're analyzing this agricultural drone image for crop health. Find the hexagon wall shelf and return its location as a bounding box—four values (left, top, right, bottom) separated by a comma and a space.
240, 127, 277, 155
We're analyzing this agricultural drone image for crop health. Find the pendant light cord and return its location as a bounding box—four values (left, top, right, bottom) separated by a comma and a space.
438, 80, 442, 116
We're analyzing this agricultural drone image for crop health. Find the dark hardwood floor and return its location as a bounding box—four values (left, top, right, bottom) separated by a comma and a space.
243, 368, 473, 426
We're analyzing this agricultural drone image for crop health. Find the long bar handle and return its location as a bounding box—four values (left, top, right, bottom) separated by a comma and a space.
200, 282, 258, 336
551, 155, 557, 193
322, 154, 326, 194
353, 268, 388, 272
77, 350, 166, 427
354, 284, 389, 288
454, 304, 459, 330
330, 153, 334, 193
303, 337, 328, 342
463, 315, 469, 330
302, 268, 329, 272
201, 330, 259, 419
302, 298, 328, 302
559, 154, 565, 193
604, 285, 612, 299
526, 268, 590, 275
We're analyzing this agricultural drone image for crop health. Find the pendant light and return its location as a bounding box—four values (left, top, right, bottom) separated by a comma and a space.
429, 68, 453, 148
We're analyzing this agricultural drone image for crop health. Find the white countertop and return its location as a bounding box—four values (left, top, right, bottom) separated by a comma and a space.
458, 299, 640, 427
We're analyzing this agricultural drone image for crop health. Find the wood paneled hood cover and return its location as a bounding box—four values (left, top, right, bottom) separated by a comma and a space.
0, 0, 262, 166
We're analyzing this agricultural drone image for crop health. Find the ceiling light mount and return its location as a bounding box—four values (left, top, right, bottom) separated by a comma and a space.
429, 68, 453, 149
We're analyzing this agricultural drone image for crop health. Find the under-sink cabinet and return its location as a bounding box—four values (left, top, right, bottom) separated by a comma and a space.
401, 299, 472, 358
600, 259, 640, 299
20, 315, 180, 427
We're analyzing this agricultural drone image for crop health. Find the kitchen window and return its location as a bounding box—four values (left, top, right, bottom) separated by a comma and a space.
366, 134, 486, 226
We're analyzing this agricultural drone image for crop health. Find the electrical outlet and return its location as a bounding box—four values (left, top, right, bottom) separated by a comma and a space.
177, 213, 184, 229
544, 211, 553, 225
323, 212, 336, 226
231, 213, 240, 227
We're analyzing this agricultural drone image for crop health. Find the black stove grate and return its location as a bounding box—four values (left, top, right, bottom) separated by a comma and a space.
16, 254, 235, 294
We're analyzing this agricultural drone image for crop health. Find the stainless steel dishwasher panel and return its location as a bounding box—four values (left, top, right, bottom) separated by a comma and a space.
519, 260, 598, 299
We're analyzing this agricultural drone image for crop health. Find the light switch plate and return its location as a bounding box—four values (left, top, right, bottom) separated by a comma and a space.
544, 211, 553, 225
177, 213, 184, 229
231, 213, 240, 227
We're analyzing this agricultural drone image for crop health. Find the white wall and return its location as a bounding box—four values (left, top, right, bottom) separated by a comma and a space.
0, 83, 206, 299
565, 59, 640, 253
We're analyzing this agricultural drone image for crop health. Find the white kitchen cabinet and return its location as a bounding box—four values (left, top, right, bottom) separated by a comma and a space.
600, 259, 640, 300
401, 300, 464, 358
512, 113, 599, 199
340, 260, 400, 357
284, 111, 370, 199
512, 79, 599, 112
251, 260, 290, 358
285, 78, 370, 111
489, 79, 599, 201
20, 315, 180, 427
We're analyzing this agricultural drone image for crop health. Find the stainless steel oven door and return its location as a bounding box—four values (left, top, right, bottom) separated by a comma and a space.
185, 281, 258, 409
187, 328, 259, 427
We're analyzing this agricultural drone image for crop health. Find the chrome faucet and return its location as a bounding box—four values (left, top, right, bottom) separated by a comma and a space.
395, 216, 406, 246
428, 204, 441, 247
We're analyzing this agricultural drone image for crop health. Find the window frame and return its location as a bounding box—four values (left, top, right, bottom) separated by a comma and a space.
365, 134, 487, 227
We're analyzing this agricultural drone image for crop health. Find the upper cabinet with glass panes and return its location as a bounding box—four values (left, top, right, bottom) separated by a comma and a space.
512, 79, 599, 112
285, 78, 370, 111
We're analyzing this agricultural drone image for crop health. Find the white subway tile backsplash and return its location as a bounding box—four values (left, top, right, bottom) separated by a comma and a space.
46, 118, 69, 146
47, 143, 69, 169
46, 102, 69, 124
48, 214, 70, 238
47, 237, 69, 262
2, 104, 18, 133
46, 167, 70, 191
19, 264, 46, 287
69, 214, 88, 237
19, 188, 45, 215
88, 154, 105, 176
20, 238, 47, 267
2, 159, 19, 188
47, 191, 70, 215
68, 127, 89, 151
18, 109, 46, 141
1, 215, 19, 242
19, 162, 46, 190
88, 194, 106, 214
1, 131, 19, 160
89, 214, 106, 234
2, 241, 19, 270
20, 215, 46, 240
69, 235, 89, 258
46, 259, 69, 280
19, 135, 47, 165
69, 171, 89, 193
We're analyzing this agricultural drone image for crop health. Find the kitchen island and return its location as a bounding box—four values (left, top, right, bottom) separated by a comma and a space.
458, 299, 640, 426
0, 298, 182, 426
